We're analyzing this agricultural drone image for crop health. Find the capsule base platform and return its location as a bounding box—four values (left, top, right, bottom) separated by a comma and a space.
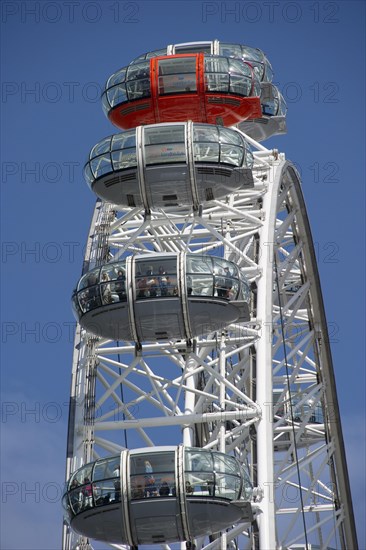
71, 496, 252, 545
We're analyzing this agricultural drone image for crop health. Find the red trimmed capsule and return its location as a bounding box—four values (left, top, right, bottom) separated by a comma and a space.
102, 54, 262, 129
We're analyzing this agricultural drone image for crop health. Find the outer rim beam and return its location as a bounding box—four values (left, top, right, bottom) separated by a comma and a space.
286, 163, 358, 550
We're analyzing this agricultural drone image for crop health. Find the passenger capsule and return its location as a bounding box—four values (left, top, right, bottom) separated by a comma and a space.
102, 53, 262, 129
83, 122, 254, 209
71, 253, 251, 342
62, 446, 253, 546
238, 83, 287, 141
273, 390, 324, 450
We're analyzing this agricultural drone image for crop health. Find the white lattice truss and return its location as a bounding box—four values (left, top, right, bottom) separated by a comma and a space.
63, 141, 356, 550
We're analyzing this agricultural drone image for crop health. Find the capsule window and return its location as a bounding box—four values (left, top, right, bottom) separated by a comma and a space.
213, 452, 238, 474
216, 473, 241, 499
206, 73, 230, 93
204, 56, 228, 74
264, 61, 274, 82
111, 131, 136, 150
107, 68, 126, 88
110, 132, 137, 170
228, 58, 251, 77
158, 57, 197, 95
126, 61, 150, 82
93, 456, 120, 482
220, 144, 243, 167
229, 74, 251, 97
68, 486, 83, 514
90, 155, 112, 179
193, 126, 246, 163
185, 448, 213, 471
93, 479, 117, 507
78, 268, 100, 291
250, 62, 264, 82
185, 450, 216, 496
241, 45, 263, 63
144, 125, 186, 165
144, 125, 185, 145
193, 125, 219, 142
218, 127, 242, 146
187, 256, 214, 274
219, 43, 243, 59
78, 288, 102, 313
130, 452, 175, 499
90, 137, 112, 158
126, 79, 151, 101
101, 264, 126, 281
185, 471, 215, 496
107, 84, 127, 107
70, 463, 94, 489
135, 259, 178, 299
145, 143, 185, 164
193, 142, 219, 163
111, 148, 137, 170
189, 274, 214, 297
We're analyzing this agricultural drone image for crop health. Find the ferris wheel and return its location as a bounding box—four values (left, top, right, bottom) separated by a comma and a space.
62, 41, 357, 550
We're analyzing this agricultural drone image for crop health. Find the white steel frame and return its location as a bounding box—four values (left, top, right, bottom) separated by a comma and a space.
63, 139, 357, 550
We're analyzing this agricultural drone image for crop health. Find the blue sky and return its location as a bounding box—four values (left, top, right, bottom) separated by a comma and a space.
1, 1, 365, 548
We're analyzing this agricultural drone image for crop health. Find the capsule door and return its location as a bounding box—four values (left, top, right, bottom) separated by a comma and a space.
151, 55, 206, 123
133, 257, 186, 341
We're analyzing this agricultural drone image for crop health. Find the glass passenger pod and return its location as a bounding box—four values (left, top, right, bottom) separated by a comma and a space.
238, 83, 287, 142
273, 390, 324, 424
62, 446, 253, 545
71, 253, 251, 342
130, 40, 274, 83
102, 54, 262, 130
84, 122, 254, 209
272, 389, 325, 450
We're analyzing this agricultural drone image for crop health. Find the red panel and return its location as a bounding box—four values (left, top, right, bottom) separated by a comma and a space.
109, 94, 262, 129
155, 95, 203, 123
108, 98, 155, 130
205, 96, 262, 126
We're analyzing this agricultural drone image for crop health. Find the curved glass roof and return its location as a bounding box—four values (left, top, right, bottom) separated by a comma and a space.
129, 40, 274, 82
